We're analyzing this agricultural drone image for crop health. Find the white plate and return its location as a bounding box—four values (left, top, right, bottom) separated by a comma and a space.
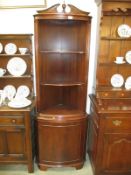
125, 51, 131, 64
114, 60, 125, 64
8, 98, 31, 108
125, 76, 131, 90
117, 24, 131, 38
111, 74, 124, 88
125, 82, 131, 90
0, 43, 3, 53
16, 85, 30, 98
5, 43, 17, 55
7, 57, 27, 76
125, 76, 131, 84
3, 85, 16, 100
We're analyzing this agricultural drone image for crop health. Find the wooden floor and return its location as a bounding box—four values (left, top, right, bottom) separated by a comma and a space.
0, 155, 93, 175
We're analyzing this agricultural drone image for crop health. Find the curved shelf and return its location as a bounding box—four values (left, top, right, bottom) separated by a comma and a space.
40, 82, 85, 86
40, 50, 87, 54
38, 105, 86, 118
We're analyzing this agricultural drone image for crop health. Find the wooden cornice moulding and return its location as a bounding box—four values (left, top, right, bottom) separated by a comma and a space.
34, 3, 91, 21
37, 3, 89, 15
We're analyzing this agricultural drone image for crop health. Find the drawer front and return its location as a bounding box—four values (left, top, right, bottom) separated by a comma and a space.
105, 116, 131, 132
96, 91, 131, 98
0, 116, 24, 125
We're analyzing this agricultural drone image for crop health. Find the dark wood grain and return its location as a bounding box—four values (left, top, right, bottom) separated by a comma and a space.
89, 1, 131, 175
34, 3, 91, 170
0, 34, 34, 173
88, 95, 131, 175
0, 107, 35, 173
36, 113, 87, 170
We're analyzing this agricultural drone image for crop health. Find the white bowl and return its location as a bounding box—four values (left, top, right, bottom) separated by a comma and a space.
19, 48, 28, 54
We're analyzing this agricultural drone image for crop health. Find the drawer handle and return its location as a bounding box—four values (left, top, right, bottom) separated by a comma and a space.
12, 119, 16, 123
104, 93, 108, 97
45, 116, 55, 120
39, 116, 55, 120
112, 120, 122, 126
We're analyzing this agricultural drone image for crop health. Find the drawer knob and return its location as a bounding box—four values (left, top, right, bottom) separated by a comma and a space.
104, 93, 108, 97
112, 120, 122, 126
12, 119, 16, 123
121, 93, 124, 97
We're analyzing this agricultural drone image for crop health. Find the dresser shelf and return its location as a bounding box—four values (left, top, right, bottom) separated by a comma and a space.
0, 54, 32, 57
101, 36, 131, 40
0, 75, 32, 78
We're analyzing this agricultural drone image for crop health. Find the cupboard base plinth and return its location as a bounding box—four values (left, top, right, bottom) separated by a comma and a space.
37, 161, 84, 171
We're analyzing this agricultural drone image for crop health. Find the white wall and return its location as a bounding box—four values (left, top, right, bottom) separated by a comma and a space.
0, 0, 100, 113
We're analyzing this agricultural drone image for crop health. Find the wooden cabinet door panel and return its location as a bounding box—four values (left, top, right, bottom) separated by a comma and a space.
0, 132, 6, 154
102, 133, 131, 173
37, 122, 85, 163
0, 128, 26, 158
6, 130, 25, 155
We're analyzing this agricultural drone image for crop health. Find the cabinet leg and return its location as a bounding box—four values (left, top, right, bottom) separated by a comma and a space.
28, 162, 34, 173
38, 164, 48, 171
75, 164, 84, 170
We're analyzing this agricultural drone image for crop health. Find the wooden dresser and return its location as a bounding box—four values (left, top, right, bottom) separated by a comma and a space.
88, 1, 131, 175
0, 34, 34, 173
34, 3, 91, 170
0, 105, 35, 173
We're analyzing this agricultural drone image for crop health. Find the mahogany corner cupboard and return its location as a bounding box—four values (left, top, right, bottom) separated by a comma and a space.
34, 3, 91, 170
88, 1, 131, 175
